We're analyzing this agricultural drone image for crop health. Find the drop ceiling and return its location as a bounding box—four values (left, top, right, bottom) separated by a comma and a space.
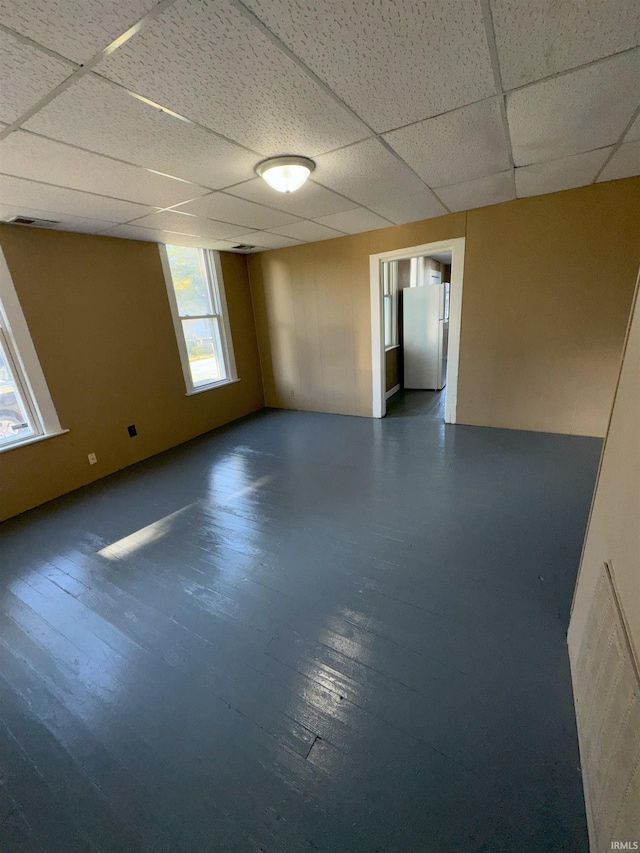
0, 0, 638, 253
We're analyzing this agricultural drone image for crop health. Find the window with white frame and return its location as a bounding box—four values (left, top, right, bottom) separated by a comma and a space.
0, 247, 63, 452
382, 261, 398, 349
0, 323, 35, 448
162, 245, 237, 393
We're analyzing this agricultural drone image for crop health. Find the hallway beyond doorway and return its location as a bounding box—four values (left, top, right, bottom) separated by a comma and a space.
386, 388, 446, 420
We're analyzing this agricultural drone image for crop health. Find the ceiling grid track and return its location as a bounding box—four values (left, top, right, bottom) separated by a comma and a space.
0, 22, 78, 66
1, 0, 638, 248
89, 73, 264, 157
0, 0, 180, 143
228, 0, 453, 214
511, 44, 640, 94
479, 0, 516, 195
592, 102, 640, 183
8, 124, 390, 235
1, 0, 403, 245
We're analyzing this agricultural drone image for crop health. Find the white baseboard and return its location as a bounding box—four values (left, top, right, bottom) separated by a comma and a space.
385, 384, 401, 400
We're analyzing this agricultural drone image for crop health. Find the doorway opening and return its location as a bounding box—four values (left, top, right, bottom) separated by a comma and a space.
369, 238, 465, 421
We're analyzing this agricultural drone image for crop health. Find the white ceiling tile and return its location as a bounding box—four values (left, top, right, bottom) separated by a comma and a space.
0, 0, 159, 63
25, 74, 258, 189
241, 0, 496, 131
0, 204, 117, 233
0, 30, 74, 124
174, 193, 299, 229
314, 208, 391, 234
129, 210, 246, 240
492, 0, 640, 90
367, 189, 448, 225
597, 140, 640, 183
0, 175, 153, 222
435, 171, 514, 211
3, 1, 634, 232
625, 113, 640, 143
100, 224, 235, 249
314, 138, 445, 219
268, 221, 345, 243
383, 99, 511, 187
227, 178, 355, 219
0, 131, 209, 207
508, 50, 640, 166
99, 0, 369, 155
515, 149, 612, 198
230, 231, 303, 249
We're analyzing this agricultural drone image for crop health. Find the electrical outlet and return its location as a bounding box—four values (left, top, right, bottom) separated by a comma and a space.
88, 453, 97, 465
127, 424, 137, 437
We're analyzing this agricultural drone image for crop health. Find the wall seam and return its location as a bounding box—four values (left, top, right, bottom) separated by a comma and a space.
242, 252, 268, 410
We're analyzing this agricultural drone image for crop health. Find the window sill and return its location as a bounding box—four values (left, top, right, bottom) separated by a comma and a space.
185, 377, 241, 397
0, 428, 69, 455
385, 344, 400, 352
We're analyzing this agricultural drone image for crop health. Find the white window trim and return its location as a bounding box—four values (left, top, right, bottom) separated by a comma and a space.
382, 260, 399, 351
0, 429, 69, 455
0, 246, 65, 452
159, 245, 238, 395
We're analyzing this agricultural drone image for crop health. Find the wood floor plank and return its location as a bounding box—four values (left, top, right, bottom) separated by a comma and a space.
0, 782, 45, 853
0, 716, 97, 853
0, 392, 597, 851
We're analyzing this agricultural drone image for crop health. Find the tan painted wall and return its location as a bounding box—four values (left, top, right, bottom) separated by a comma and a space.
457, 186, 639, 434
249, 214, 466, 416
0, 226, 264, 521
248, 178, 640, 435
567, 272, 640, 849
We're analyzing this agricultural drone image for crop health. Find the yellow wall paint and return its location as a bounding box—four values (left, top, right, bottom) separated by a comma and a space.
2, 179, 639, 519
0, 226, 264, 521
249, 178, 640, 435
457, 185, 640, 433
249, 215, 466, 417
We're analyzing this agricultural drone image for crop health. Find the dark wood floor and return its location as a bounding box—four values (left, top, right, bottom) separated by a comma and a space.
0, 392, 600, 851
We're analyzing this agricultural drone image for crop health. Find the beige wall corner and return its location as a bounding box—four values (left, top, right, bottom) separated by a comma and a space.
456, 181, 640, 435
568, 269, 640, 850
248, 178, 640, 435
0, 227, 264, 521
248, 215, 465, 418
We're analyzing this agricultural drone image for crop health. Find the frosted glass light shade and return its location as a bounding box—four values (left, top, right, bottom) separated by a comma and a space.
255, 156, 316, 193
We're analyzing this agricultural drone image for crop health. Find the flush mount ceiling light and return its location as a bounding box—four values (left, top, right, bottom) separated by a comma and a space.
255, 155, 316, 193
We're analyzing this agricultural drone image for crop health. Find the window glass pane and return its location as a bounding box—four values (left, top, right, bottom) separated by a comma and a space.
166, 245, 213, 317
0, 343, 35, 446
182, 318, 225, 386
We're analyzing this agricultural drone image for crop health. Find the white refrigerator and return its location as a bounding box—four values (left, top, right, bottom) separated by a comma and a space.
402, 284, 448, 390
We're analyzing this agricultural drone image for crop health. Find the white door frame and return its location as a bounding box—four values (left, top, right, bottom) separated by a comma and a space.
369, 237, 466, 421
